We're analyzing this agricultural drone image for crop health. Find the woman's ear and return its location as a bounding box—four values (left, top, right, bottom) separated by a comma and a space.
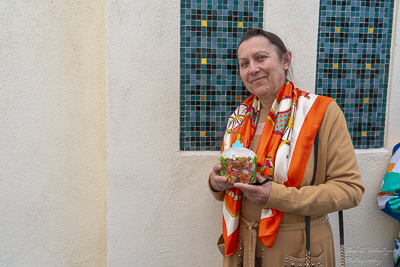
283, 51, 292, 71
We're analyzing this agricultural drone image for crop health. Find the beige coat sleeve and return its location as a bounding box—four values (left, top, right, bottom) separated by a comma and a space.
265, 101, 365, 216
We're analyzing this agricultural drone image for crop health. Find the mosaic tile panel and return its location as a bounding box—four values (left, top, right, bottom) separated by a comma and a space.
180, 0, 264, 151
181, 0, 393, 151
315, 0, 394, 149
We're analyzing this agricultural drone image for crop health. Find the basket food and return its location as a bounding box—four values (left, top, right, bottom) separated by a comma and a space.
220, 141, 257, 184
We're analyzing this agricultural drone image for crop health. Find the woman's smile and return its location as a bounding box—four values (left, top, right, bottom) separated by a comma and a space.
250, 76, 266, 84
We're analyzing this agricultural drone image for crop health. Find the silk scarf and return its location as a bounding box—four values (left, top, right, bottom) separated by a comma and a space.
221, 80, 332, 256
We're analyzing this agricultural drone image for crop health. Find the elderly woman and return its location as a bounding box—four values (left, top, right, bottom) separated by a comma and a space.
208, 28, 364, 266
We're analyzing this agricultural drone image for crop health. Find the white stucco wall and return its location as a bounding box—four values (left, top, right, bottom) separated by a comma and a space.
0, 1, 107, 266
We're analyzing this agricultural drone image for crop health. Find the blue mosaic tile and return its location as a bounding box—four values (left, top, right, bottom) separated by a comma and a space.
315, 0, 394, 149
180, 0, 263, 151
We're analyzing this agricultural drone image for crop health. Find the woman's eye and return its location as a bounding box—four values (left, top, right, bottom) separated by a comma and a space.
240, 62, 248, 68
257, 56, 266, 61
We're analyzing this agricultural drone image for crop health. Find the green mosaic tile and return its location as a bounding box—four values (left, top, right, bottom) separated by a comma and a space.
316, 0, 394, 149
180, 0, 263, 151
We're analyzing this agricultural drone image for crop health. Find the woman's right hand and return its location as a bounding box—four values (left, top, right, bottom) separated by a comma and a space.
209, 164, 235, 192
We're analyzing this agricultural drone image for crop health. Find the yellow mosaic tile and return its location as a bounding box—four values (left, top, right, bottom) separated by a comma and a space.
314, 0, 394, 149
180, 0, 265, 151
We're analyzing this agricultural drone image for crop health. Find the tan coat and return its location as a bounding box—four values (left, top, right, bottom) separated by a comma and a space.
209, 101, 365, 267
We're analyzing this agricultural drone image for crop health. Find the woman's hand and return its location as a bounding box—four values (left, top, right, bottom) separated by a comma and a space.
234, 173, 271, 206
209, 164, 235, 192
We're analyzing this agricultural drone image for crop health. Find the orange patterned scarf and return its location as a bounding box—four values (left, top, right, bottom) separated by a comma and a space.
221, 81, 332, 256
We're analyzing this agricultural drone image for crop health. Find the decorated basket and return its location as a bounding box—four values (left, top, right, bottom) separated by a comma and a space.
220, 141, 257, 184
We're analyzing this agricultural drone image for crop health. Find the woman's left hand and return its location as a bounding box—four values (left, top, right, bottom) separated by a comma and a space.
234, 173, 271, 206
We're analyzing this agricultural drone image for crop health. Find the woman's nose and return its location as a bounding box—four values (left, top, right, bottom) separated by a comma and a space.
249, 62, 259, 75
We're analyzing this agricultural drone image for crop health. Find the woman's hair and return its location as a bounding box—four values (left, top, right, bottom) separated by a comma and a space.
237, 28, 293, 79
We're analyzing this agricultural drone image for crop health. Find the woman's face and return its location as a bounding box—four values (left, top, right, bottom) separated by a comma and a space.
237, 36, 291, 103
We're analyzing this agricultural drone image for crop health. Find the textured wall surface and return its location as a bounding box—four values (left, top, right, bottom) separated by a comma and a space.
0, 1, 107, 266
